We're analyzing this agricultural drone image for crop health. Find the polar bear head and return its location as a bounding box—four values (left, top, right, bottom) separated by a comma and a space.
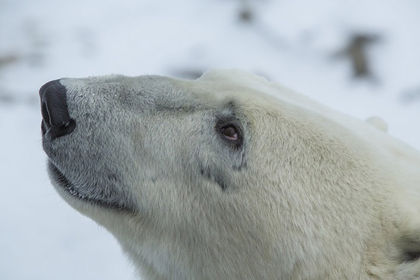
40, 70, 420, 279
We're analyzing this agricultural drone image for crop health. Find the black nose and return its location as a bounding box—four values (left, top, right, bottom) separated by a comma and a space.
39, 79, 76, 140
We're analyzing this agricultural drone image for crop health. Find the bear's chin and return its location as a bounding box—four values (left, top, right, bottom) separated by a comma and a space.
47, 161, 132, 212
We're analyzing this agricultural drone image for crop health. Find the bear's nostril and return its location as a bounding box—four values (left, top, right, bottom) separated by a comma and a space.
39, 79, 76, 140
41, 101, 51, 129
41, 119, 47, 135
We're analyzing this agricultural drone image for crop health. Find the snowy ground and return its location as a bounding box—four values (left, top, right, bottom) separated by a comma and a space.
1, 0, 419, 279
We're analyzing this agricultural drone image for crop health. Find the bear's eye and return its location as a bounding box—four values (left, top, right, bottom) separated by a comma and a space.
215, 119, 243, 149
220, 125, 238, 141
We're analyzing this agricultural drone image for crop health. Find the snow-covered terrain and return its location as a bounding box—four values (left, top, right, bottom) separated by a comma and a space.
1, 0, 419, 279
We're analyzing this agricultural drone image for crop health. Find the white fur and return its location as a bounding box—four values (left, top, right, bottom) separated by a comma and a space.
366, 116, 388, 132
45, 70, 420, 279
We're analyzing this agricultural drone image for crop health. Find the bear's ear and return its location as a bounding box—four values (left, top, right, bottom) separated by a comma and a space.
365, 116, 388, 132
387, 228, 420, 279
392, 204, 420, 279
396, 230, 420, 263
394, 239, 420, 279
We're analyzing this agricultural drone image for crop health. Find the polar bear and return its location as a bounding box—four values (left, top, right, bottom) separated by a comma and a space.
40, 70, 420, 279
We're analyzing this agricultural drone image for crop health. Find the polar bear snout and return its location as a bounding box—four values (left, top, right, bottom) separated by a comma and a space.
39, 79, 76, 140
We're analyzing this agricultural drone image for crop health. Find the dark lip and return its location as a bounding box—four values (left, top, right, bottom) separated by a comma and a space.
48, 161, 133, 212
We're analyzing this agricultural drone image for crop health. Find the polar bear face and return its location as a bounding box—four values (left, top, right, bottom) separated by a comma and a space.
40, 70, 420, 279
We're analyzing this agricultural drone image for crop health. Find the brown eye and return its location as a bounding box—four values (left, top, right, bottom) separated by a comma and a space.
215, 118, 243, 148
220, 125, 238, 141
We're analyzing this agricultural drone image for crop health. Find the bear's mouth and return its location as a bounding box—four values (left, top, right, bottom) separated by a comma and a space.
48, 161, 132, 211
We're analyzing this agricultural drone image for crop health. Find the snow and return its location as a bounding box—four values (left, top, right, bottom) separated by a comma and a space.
1, 0, 419, 279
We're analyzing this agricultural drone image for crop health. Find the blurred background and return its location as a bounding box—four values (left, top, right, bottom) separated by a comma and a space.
1, 0, 419, 279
